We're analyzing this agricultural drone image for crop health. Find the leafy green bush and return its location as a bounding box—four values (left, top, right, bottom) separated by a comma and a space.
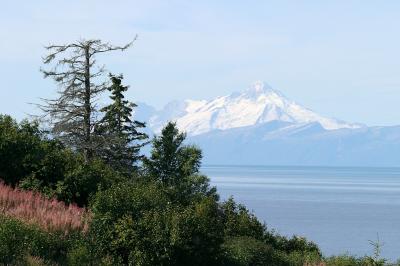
53, 158, 124, 206
89, 180, 224, 265
0, 215, 29, 263
323, 254, 363, 266
66, 244, 94, 266
0, 115, 70, 187
221, 236, 283, 266
221, 197, 265, 240
0, 115, 126, 206
0, 215, 76, 264
278, 235, 321, 255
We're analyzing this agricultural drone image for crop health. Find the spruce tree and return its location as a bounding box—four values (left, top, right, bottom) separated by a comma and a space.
144, 122, 202, 185
40, 39, 133, 163
97, 74, 148, 173
143, 122, 217, 204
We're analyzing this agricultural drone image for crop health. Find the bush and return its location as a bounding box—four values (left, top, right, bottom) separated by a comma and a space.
222, 236, 283, 266
0, 115, 124, 207
67, 244, 94, 266
0, 215, 29, 263
20, 154, 124, 207
89, 180, 224, 265
221, 197, 265, 240
0, 115, 59, 185
323, 254, 363, 266
53, 159, 124, 206
0, 215, 73, 264
279, 235, 321, 255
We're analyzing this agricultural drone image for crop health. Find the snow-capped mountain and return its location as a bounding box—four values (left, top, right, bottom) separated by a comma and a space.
145, 81, 361, 136
135, 81, 400, 166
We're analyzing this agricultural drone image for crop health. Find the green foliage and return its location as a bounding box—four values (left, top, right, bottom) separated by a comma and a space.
364, 238, 387, 266
0, 115, 124, 206
0, 215, 29, 263
323, 253, 390, 266
321, 239, 391, 266
278, 235, 321, 255
143, 122, 217, 204
3, 113, 395, 266
97, 74, 148, 173
221, 236, 280, 266
144, 122, 200, 184
20, 154, 122, 207
172, 196, 224, 264
0, 215, 75, 265
0, 112, 323, 266
90, 180, 224, 265
0, 115, 70, 187
219, 197, 323, 265
53, 158, 124, 206
66, 244, 94, 266
221, 197, 265, 240
323, 254, 363, 266
89, 181, 168, 261
281, 250, 323, 266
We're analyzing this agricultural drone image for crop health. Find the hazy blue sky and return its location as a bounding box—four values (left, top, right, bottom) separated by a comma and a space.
1, 1, 400, 126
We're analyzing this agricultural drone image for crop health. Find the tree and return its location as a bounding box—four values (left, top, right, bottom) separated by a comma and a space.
143, 122, 201, 185
0, 115, 73, 187
220, 197, 266, 240
97, 74, 148, 173
40, 39, 134, 163
143, 122, 216, 203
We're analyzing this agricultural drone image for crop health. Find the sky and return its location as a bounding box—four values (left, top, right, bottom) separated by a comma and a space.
1, 0, 400, 126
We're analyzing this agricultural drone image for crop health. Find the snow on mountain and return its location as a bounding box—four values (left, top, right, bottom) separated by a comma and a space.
146, 81, 361, 136
132, 82, 400, 166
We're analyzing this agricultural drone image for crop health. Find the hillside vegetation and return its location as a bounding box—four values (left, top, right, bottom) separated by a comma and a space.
0, 38, 398, 265
0, 115, 398, 265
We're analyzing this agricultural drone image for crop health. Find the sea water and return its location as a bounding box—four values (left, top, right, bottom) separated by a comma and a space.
202, 165, 400, 261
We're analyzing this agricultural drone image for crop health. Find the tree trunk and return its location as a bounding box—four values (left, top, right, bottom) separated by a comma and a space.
84, 45, 92, 163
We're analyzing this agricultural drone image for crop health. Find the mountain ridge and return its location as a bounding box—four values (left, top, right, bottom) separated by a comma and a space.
138, 81, 363, 136
134, 81, 400, 166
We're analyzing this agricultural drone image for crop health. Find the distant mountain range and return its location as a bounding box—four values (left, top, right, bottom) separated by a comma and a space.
135, 82, 400, 167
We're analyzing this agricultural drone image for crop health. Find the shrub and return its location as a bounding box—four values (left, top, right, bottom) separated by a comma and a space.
282, 250, 323, 266
90, 181, 224, 265
221, 236, 282, 266
0, 215, 29, 263
66, 244, 94, 266
0, 115, 74, 187
0, 215, 73, 264
323, 254, 362, 266
53, 159, 124, 206
0, 115, 124, 207
221, 197, 265, 240
280, 235, 321, 255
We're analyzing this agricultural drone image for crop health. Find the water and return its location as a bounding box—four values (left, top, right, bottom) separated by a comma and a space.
202, 165, 400, 261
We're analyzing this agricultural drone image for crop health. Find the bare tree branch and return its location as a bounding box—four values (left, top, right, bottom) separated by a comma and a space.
39, 38, 134, 162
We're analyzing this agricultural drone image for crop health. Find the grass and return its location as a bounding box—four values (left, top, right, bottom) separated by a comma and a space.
0, 181, 90, 233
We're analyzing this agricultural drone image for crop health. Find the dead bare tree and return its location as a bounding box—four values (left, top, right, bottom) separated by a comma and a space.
40, 38, 134, 163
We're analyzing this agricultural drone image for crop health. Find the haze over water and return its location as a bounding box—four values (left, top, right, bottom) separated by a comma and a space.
203, 165, 400, 261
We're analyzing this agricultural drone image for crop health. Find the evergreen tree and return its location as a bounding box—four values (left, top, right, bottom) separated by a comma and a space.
144, 122, 217, 204
143, 122, 202, 185
97, 74, 148, 173
40, 39, 133, 163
